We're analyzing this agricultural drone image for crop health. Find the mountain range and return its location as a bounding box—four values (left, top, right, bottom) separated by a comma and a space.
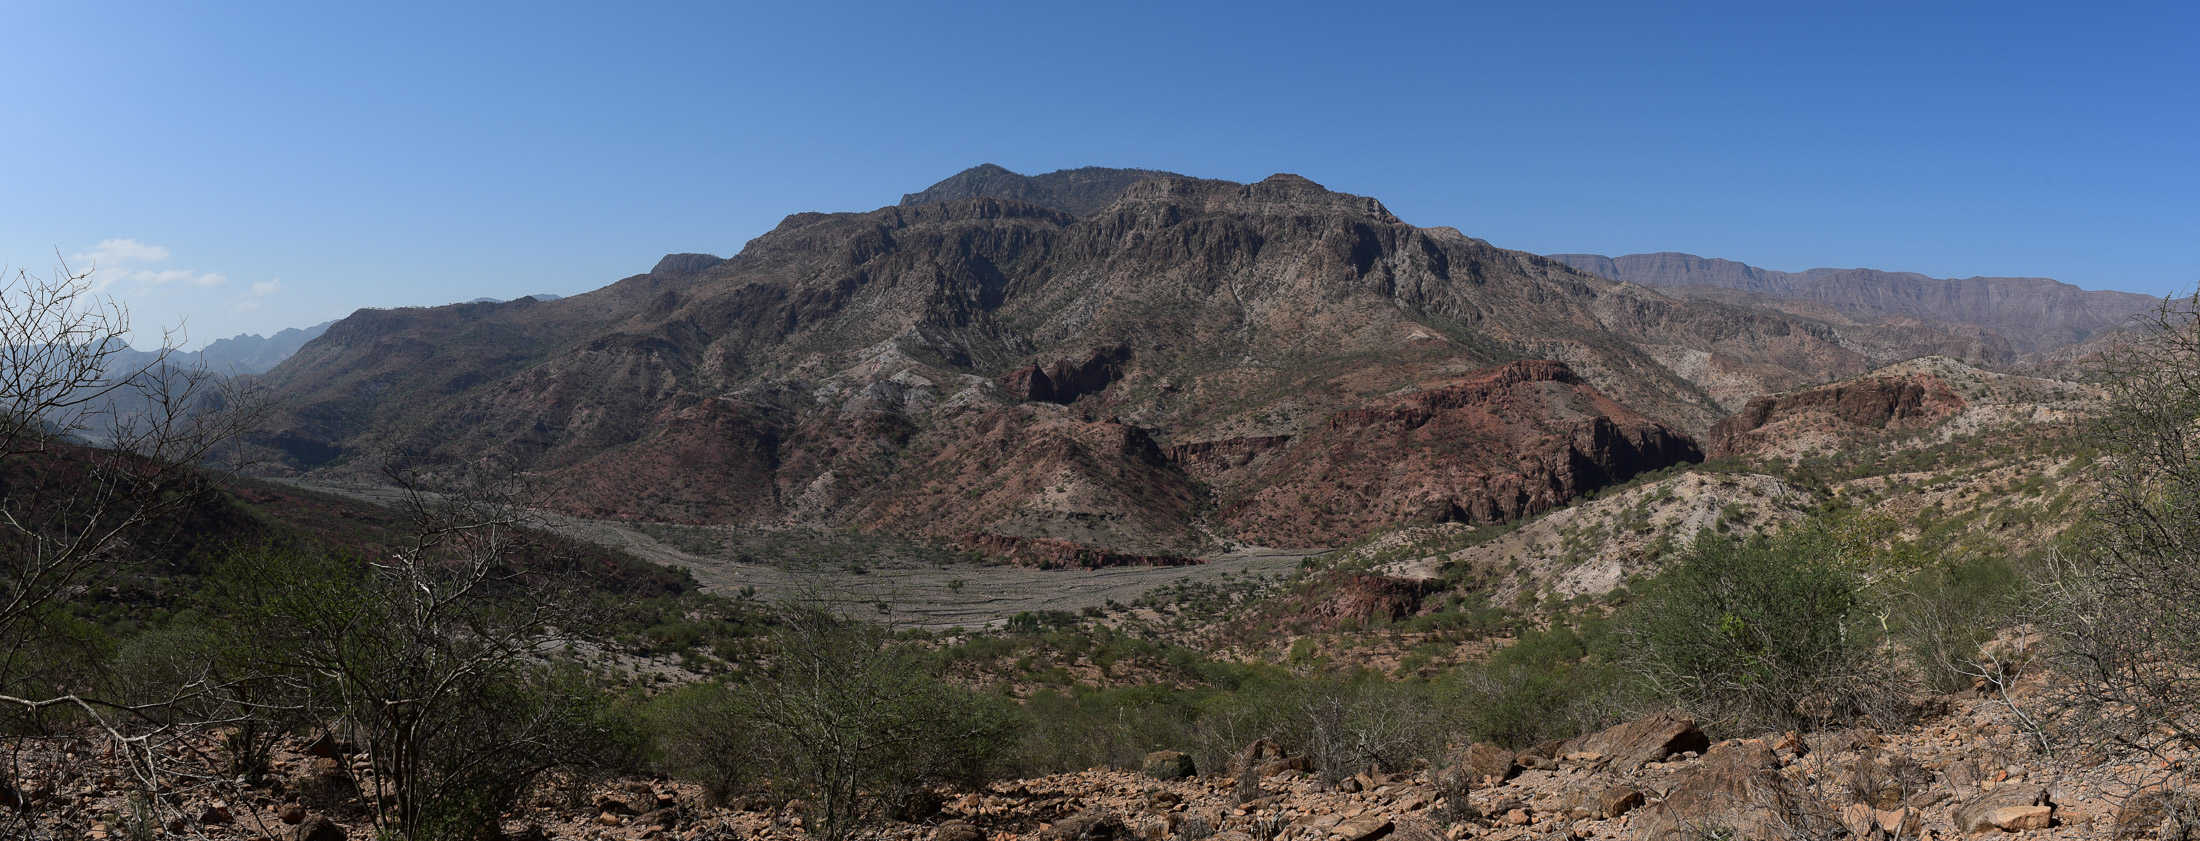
1548, 251, 2158, 355
240, 165, 2138, 562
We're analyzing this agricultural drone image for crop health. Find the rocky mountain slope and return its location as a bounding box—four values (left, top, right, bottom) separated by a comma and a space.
247, 166, 2031, 560
1550, 251, 2158, 356
1707, 356, 2098, 460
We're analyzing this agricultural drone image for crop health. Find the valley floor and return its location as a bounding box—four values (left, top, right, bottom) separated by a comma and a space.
277, 479, 1322, 630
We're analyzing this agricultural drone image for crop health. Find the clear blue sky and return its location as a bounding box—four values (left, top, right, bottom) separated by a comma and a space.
5, 1, 2194, 347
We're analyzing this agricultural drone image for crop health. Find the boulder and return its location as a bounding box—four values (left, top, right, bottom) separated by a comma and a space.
2116, 790, 2200, 840
1231, 739, 1287, 777
1141, 750, 1196, 781
1046, 808, 1129, 841
295, 759, 355, 813
1454, 742, 1520, 784
1634, 742, 1835, 840
1952, 788, 2054, 834
1846, 749, 1934, 810
1703, 739, 1779, 771
935, 819, 985, 841
1598, 786, 1645, 819
1334, 815, 1394, 841
1879, 807, 1924, 838
594, 792, 641, 815
295, 816, 346, 841
1388, 816, 1444, 841
1560, 712, 1709, 770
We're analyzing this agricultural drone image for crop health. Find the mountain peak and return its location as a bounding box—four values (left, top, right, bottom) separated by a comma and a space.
651, 253, 725, 276
899, 164, 1184, 217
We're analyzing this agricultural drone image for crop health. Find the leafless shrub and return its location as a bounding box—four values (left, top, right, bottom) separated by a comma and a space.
2043, 293, 2200, 759
0, 262, 266, 836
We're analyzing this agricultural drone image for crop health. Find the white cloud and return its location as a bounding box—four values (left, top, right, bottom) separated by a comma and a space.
236, 278, 281, 312
66, 238, 231, 294
69, 238, 170, 267
130, 268, 223, 287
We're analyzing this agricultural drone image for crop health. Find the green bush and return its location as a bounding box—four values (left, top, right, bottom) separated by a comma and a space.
1889, 553, 2026, 692
681, 610, 1020, 841
1623, 522, 1896, 734
1441, 619, 1631, 747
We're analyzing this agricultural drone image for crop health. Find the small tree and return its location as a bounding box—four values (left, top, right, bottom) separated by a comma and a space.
712, 607, 1018, 841
0, 262, 261, 834
223, 468, 628, 839
2046, 292, 2200, 757
1623, 520, 1893, 734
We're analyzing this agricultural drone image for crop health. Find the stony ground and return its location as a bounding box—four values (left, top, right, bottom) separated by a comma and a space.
13, 672, 2193, 841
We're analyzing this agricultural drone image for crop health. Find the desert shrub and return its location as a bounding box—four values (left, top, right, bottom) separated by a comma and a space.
646, 681, 760, 803
1286, 676, 1444, 781
1016, 683, 1208, 774
1889, 553, 2028, 692
1441, 619, 1632, 747
2045, 293, 2200, 754
1623, 521, 1897, 734
212, 526, 637, 841
710, 609, 1020, 841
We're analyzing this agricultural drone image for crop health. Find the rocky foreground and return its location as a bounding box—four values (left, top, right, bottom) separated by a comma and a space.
14, 675, 2193, 841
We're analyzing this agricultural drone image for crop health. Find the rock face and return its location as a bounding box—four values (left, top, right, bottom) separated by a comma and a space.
251, 166, 1990, 561
1217, 361, 1702, 545
1710, 371, 1966, 457
1706, 355, 2098, 459
1551, 250, 2157, 355
1295, 573, 1444, 627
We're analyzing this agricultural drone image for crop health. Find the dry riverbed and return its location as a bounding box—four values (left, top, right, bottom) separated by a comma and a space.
277, 479, 1322, 630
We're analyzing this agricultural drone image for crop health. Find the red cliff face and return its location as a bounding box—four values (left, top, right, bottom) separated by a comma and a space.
1217, 360, 1703, 547
1709, 373, 1966, 458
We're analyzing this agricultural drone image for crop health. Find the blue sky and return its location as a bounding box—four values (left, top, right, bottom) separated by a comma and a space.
5, 1, 2194, 347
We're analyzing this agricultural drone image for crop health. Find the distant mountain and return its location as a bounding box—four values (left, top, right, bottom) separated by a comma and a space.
1548, 251, 2159, 355
101, 320, 338, 378
193, 321, 339, 373
242, 165, 2017, 561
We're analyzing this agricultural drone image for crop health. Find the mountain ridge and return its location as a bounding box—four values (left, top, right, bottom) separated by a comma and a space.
1549, 250, 2158, 354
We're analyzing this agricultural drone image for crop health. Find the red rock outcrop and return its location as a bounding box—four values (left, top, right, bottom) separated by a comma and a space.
1709, 372, 1966, 458
1219, 361, 1703, 547
1001, 344, 1133, 405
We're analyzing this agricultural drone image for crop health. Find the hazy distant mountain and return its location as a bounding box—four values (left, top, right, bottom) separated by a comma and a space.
100, 320, 338, 378
1548, 251, 2159, 355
